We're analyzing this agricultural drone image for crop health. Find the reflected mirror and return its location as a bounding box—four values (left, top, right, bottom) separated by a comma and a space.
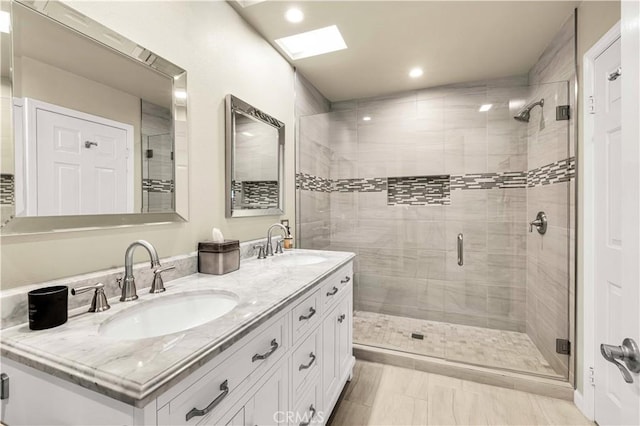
225, 94, 284, 217
1, 0, 188, 234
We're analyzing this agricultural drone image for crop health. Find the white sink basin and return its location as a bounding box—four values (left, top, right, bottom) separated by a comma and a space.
99, 291, 238, 340
271, 253, 327, 266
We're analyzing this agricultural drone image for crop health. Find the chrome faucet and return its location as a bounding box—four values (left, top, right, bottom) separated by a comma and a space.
266, 223, 288, 256
118, 240, 173, 301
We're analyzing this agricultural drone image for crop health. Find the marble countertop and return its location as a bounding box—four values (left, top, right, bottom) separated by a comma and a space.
0, 249, 354, 407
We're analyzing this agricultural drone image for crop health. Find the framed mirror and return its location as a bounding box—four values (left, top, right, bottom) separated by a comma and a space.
0, 0, 189, 235
225, 94, 284, 218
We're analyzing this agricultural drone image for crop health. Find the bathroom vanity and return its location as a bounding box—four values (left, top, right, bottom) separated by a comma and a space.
0, 250, 355, 425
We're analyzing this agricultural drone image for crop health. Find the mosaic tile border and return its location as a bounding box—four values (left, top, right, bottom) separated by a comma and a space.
0, 174, 14, 206
450, 171, 527, 190
528, 157, 575, 187
238, 180, 279, 208
296, 172, 332, 192
142, 178, 174, 193
297, 157, 575, 195
388, 175, 450, 206
334, 178, 387, 193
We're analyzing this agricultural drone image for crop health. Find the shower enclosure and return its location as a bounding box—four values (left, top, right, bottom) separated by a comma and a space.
141, 100, 174, 213
296, 77, 574, 381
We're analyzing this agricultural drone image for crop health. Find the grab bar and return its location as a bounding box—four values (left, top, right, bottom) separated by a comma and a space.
457, 233, 463, 266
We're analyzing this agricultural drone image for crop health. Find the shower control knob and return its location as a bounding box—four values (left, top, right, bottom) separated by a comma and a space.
529, 211, 547, 235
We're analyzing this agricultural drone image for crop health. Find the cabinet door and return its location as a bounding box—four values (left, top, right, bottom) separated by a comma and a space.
249, 362, 288, 426
337, 295, 352, 375
225, 407, 245, 426
321, 303, 340, 410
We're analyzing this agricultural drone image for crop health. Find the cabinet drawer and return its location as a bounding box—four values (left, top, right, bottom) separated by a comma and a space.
291, 328, 320, 398
292, 289, 321, 342
293, 380, 321, 426
159, 316, 286, 425
321, 264, 353, 309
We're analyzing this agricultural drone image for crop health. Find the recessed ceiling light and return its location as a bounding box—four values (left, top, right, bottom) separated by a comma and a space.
362, 116, 372, 121
285, 8, 304, 23
409, 68, 423, 78
275, 25, 347, 60
479, 104, 493, 112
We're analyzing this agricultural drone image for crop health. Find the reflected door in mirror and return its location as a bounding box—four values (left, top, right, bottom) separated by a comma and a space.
25, 101, 133, 216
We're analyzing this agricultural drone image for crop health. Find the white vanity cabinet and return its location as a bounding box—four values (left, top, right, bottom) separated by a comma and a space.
0, 260, 354, 426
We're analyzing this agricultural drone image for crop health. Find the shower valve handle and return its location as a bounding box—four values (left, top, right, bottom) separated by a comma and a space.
529, 211, 547, 235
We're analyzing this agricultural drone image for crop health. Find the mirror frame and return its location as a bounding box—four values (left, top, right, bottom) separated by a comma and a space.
1, 0, 189, 235
225, 94, 285, 218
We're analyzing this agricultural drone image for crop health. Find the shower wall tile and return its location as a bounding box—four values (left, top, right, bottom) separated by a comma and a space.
486, 253, 527, 286
527, 183, 569, 229
487, 188, 527, 222
487, 222, 527, 255
444, 283, 488, 317
445, 221, 488, 253
447, 190, 488, 221
358, 247, 418, 278
295, 73, 331, 118
401, 220, 447, 250
488, 154, 527, 173
416, 250, 447, 280
528, 14, 575, 86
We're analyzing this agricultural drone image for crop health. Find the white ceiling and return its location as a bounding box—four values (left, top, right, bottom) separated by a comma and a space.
231, 1, 579, 102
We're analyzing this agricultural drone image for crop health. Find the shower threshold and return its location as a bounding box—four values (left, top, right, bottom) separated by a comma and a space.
353, 311, 565, 380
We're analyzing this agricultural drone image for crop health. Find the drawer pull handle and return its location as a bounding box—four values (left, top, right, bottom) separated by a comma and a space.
341, 276, 351, 284
299, 405, 317, 426
299, 352, 316, 371
326, 286, 339, 296
338, 314, 346, 323
299, 307, 316, 321
185, 379, 229, 421
252, 339, 279, 362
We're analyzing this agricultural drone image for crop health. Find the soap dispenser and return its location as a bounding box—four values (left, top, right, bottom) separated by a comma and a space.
281, 219, 294, 249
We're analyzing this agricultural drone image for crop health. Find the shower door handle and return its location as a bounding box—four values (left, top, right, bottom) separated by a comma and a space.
457, 233, 463, 266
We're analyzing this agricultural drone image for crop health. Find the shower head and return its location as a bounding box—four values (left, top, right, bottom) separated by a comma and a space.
514, 98, 544, 123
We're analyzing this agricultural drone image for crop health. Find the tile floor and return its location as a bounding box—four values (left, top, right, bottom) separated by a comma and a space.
328, 361, 591, 426
353, 311, 562, 378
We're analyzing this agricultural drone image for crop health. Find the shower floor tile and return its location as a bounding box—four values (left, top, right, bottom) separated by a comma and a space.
353, 311, 563, 378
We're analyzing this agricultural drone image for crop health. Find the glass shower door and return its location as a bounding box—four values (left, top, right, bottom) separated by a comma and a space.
443, 80, 572, 379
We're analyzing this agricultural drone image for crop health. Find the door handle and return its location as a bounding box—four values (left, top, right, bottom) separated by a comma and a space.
84, 141, 98, 148
457, 233, 463, 266
600, 338, 640, 383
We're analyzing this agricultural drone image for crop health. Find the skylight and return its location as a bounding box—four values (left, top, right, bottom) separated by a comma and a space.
275, 25, 347, 60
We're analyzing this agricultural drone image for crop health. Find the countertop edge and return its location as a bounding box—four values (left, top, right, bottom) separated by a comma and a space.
1, 252, 356, 408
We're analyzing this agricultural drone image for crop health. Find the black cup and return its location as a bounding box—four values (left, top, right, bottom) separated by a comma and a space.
28, 286, 68, 330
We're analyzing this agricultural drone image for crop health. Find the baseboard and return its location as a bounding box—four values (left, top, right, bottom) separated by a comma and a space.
574, 389, 594, 421
354, 343, 574, 401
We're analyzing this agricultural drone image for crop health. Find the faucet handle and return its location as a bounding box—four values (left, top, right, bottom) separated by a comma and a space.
254, 245, 266, 260
275, 240, 283, 254
71, 282, 110, 313
154, 265, 175, 275
150, 265, 175, 294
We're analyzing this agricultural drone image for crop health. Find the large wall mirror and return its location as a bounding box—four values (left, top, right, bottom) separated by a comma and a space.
225, 94, 284, 218
0, 0, 189, 234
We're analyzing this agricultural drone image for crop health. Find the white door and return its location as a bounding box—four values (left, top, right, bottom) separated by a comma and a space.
593, 35, 640, 425
35, 108, 130, 215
